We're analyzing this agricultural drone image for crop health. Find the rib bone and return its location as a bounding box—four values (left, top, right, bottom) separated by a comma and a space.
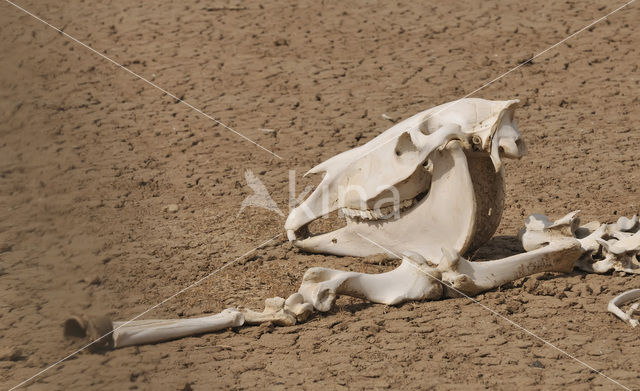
608, 289, 640, 327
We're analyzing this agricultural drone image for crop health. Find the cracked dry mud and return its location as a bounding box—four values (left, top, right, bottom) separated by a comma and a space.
1, 0, 639, 390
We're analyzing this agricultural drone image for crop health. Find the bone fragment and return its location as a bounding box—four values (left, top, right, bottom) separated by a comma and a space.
519, 211, 581, 252
593, 231, 640, 274
64, 315, 115, 352
614, 215, 638, 232
608, 289, 640, 327
381, 113, 396, 122
241, 293, 313, 325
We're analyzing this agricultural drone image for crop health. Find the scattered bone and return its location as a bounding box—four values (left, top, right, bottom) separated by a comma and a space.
614, 215, 639, 231
110, 309, 244, 348
608, 289, 640, 327
594, 231, 640, 274
72, 237, 586, 349
64, 315, 115, 351
519, 210, 581, 252
165, 204, 179, 213
437, 240, 583, 296
520, 210, 640, 274
65, 99, 640, 350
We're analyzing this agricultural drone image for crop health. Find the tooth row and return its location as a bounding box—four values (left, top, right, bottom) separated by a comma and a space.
340, 198, 417, 221
341, 208, 376, 219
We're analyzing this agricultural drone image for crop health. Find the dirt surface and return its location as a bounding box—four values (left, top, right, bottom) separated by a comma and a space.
1, 0, 639, 389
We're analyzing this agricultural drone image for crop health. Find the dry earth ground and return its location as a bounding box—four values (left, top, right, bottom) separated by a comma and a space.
1, 0, 639, 389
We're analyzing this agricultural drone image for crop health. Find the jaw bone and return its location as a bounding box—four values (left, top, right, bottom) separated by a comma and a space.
286, 98, 525, 261
294, 143, 478, 261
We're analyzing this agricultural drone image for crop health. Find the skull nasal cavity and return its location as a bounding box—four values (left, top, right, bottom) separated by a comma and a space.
395, 132, 418, 157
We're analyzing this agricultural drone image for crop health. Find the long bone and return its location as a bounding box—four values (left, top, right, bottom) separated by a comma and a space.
297, 254, 444, 311
110, 309, 245, 348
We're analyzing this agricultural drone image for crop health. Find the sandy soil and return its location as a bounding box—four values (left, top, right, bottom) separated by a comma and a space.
1, 0, 639, 389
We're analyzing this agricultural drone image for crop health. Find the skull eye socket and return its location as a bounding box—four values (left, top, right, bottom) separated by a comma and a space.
394, 132, 418, 158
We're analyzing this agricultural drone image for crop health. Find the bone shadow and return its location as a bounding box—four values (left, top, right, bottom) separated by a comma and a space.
466, 235, 525, 261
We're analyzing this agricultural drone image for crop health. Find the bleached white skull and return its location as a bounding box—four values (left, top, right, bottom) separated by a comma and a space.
285, 98, 526, 261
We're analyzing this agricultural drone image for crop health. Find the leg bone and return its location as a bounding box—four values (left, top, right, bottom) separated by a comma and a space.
439, 239, 583, 296
63, 232, 583, 349
298, 255, 443, 312
296, 239, 582, 310
111, 309, 245, 348
65, 293, 313, 349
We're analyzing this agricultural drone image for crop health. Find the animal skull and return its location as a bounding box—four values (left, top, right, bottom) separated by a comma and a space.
285, 98, 525, 261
